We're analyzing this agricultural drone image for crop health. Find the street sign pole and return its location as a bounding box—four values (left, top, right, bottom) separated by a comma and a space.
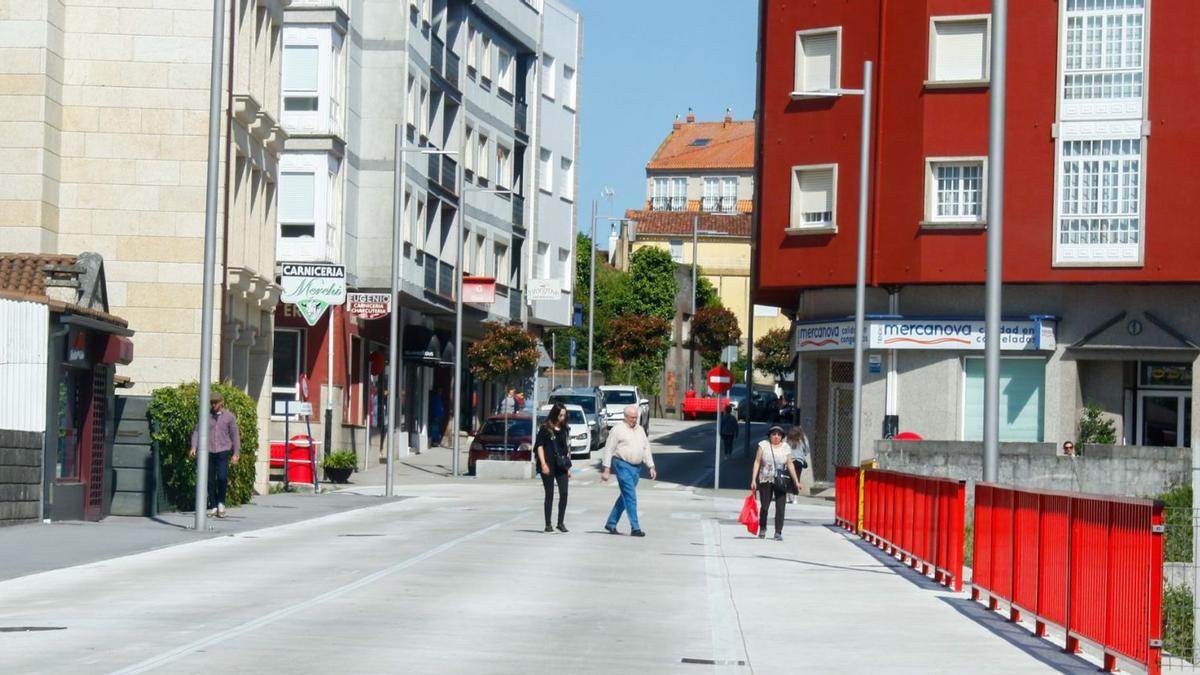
707, 365, 734, 491
714, 394, 722, 491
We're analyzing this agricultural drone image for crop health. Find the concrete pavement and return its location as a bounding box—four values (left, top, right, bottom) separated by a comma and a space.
0, 424, 1104, 674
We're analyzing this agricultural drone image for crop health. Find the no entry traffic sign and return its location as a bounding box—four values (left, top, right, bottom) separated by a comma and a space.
707, 365, 733, 394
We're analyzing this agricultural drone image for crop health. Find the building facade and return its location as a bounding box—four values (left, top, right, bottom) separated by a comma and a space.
756, 0, 1200, 481
272, 0, 580, 465
1, 0, 287, 493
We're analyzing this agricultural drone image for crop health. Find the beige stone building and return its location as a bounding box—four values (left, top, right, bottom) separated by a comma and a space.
1, 0, 288, 490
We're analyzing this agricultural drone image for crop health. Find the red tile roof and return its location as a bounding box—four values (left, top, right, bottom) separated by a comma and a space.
624, 210, 751, 238
646, 119, 755, 171
0, 252, 128, 326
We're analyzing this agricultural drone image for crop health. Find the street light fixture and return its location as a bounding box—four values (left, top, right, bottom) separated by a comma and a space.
386, 128, 457, 497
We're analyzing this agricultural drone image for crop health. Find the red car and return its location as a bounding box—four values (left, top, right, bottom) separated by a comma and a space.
468, 414, 534, 474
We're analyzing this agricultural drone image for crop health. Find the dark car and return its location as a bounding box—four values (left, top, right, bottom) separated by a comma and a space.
468, 414, 534, 475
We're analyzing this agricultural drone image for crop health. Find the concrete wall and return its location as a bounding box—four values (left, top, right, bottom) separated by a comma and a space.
0, 429, 43, 527
874, 440, 1190, 502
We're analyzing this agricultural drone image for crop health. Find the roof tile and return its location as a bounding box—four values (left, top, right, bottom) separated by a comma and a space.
646, 119, 755, 171
624, 210, 751, 237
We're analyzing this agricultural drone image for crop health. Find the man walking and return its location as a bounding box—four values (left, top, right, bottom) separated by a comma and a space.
189, 391, 241, 518
601, 405, 656, 536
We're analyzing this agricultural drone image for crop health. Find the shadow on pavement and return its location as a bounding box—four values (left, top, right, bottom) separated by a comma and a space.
651, 421, 772, 490
825, 524, 948, 592
937, 595, 1100, 674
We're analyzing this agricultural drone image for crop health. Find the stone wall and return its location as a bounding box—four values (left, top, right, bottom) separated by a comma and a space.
874, 440, 1190, 502
0, 429, 42, 527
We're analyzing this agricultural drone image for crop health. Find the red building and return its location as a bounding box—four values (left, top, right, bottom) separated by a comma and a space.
755, 0, 1199, 480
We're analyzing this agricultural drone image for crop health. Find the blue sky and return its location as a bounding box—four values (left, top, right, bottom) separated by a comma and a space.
569, 0, 759, 245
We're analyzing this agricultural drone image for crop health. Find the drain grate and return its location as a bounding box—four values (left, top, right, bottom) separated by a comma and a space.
681, 658, 745, 666
0, 626, 67, 633
337, 534, 384, 537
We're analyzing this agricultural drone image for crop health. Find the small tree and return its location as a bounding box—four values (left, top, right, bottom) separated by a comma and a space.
468, 321, 539, 450
755, 327, 793, 383
1077, 400, 1117, 447
696, 274, 720, 309
605, 314, 670, 384
692, 305, 742, 361
627, 246, 678, 322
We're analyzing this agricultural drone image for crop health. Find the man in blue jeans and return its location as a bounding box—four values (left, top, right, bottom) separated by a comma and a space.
601, 406, 656, 536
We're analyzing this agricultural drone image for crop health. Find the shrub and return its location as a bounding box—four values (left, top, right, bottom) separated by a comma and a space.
1077, 400, 1117, 446
1158, 483, 1193, 563
149, 382, 258, 511
321, 450, 357, 470
1164, 584, 1194, 662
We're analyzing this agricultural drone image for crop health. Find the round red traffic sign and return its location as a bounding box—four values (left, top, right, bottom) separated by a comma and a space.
707, 365, 733, 394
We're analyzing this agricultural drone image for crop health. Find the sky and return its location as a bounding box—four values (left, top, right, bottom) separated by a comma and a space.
568, 0, 760, 246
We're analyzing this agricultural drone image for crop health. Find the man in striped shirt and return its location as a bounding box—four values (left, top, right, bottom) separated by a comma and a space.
189, 391, 241, 518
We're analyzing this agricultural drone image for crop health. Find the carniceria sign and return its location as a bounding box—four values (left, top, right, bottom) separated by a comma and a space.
280, 263, 347, 326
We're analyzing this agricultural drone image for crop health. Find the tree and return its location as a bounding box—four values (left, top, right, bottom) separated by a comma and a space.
1077, 400, 1117, 447
468, 322, 540, 450
604, 314, 670, 383
627, 246, 678, 321
696, 274, 720, 309
692, 305, 742, 360
754, 328, 793, 383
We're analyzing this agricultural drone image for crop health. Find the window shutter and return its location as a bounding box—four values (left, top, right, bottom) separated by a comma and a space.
283, 45, 319, 92
800, 33, 837, 91
279, 172, 315, 222
799, 169, 833, 221
934, 20, 987, 81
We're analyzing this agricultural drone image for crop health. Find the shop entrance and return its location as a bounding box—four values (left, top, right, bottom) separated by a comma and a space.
1135, 362, 1193, 448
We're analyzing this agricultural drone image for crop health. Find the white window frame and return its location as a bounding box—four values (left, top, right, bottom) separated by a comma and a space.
406, 75, 417, 135
792, 26, 842, 98
702, 177, 720, 211
497, 47, 514, 94
538, 147, 553, 194
787, 164, 837, 234
477, 132, 489, 182
493, 241, 508, 283
496, 143, 511, 189
558, 247, 571, 291
271, 328, 306, 418
481, 36, 493, 87
560, 157, 574, 201
464, 126, 475, 175
670, 177, 687, 211
922, 157, 987, 227
721, 177, 737, 212
652, 177, 668, 210
541, 53, 556, 100
537, 241, 551, 279
476, 234, 487, 275
562, 64, 576, 110
419, 81, 429, 140
467, 25, 478, 75
279, 170, 317, 239
926, 15, 991, 87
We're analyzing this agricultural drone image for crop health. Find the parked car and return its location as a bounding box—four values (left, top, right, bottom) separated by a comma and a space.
548, 386, 608, 451
726, 384, 780, 422
599, 385, 650, 432
468, 414, 533, 475
536, 404, 592, 458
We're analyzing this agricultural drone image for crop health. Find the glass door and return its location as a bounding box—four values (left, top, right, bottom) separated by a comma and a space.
1138, 391, 1192, 447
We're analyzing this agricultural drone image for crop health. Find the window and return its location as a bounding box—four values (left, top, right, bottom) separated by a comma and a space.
419, 83, 429, 139
481, 37, 493, 85
558, 247, 571, 290
467, 25, 477, 75
562, 64, 576, 109
721, 177, 737, 211
537, 242, 550, 278
702, 176, 737, 211
497, 48, 514, 94
669, 240, 684, 262
464, 126, 475, 175
493, 242, 508, 282
560, 157, 574, 200
476, 234, 487, 275
406, 75, 417, 138
1062, 0, 1144, 104
703, 177, 720, 211
1057, 138, 1142, 262
272, 329, 305, 416
788, 165, 836, 231
670, 177, 686, 211
538, 147, 552, 193
793, 28, 840, 94
924, 159, 985, 225
476, 133, 489, 182
496, 144, 511, 188
652, 177, 668, 210
420, 0, 431, 25
541, 53, 556, 99
279, 171, 316, 237
928, 17, 990, 84
283, 44, 319, 111
963, 358, 1045, 442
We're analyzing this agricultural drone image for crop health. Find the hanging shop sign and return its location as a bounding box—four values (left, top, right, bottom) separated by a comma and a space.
347, 292, 391, 320
280, 263, 346, 326
526, 278, 562, 301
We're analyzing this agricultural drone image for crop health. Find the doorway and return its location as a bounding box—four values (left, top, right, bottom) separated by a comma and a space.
1137, 391, 1191, 447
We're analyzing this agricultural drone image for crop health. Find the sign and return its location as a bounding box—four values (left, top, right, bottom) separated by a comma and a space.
794, 321, 857, 353
720, 345, 739, 363
868, 319, 1056, 352
569, 337, 577, 368
347, 292, 390, 320
277, 400, 313, 418
707, 365, 733, 394
462, 276, 496, 304
868, 354, 882, 374
300, 373, 310, 401
280, 263, 346, 326
526, 278, 562, 301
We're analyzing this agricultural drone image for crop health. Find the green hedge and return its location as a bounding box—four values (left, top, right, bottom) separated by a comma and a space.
149, 382, 258, 511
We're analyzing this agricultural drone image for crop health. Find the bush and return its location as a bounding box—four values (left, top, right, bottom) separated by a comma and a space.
1077, 400, 1117, 446
1159, 483, 1193, 563
321, 450, 357, 470
149, 382, 258, 511
1164, 584, 1194, 661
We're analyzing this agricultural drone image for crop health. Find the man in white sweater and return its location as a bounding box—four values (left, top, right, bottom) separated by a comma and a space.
601, 405, 657, 536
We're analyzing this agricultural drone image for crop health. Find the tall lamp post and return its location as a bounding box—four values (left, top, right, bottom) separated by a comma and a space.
982, 0, 1008, 483
386, 130, 457, 496
586, 188, 614, 387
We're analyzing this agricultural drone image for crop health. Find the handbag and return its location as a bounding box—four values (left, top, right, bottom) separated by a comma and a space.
548, 429, 572, 473
768, 445, 794, 494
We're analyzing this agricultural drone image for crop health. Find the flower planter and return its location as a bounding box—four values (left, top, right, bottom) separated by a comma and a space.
324, 467, 353, 484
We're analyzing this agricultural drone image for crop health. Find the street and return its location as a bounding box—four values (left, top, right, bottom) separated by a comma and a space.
0, 421, 1097, 674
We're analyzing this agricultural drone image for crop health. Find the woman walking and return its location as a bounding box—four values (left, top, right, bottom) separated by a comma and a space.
536, 403, 572, 532
750, 425, 801, 541
785, 426, 810, 504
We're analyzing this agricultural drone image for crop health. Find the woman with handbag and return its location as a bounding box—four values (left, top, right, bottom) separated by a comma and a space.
536, 403, 572, 533
750, 425, 801, 541
785, 426, 810, 504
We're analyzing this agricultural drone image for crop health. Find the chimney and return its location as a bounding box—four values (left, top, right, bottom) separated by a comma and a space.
724, 107, 732, 127
672, 113, 681, 131
686, 107, 695, 123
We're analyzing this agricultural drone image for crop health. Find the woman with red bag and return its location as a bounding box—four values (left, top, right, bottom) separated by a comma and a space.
750, 425, 802, 541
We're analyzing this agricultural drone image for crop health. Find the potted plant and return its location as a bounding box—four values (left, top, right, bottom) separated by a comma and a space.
321, 450, 357, 484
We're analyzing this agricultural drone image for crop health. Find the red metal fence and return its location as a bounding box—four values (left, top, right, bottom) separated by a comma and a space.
859, 469, 966, 592
834, 466, 859, 533
971, 484, 1165, 675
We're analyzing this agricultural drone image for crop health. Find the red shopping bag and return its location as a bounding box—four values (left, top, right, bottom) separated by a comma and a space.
738, 492, 759, 536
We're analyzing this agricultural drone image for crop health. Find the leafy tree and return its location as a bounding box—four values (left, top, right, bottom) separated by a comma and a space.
696, 273, 720, 309
692, 305, 741, 360
627, 246, 678, 321
467, 321, 540, 387
1077, 400, 1117, 446
754, 327, 793, 382
604, 314, 670, 383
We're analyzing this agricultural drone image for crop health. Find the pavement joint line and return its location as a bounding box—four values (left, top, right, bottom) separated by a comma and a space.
702, 518, 753, 674
107, 510, 528, 675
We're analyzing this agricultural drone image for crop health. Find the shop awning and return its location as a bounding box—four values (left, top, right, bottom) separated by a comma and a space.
402, 326, 441, 365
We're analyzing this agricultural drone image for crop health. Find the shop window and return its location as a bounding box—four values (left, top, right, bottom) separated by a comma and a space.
273, 329, 305, 416
962, 357, 1045, 442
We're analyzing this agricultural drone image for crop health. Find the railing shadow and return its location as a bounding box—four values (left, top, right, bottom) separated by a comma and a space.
936, 595, 1101, 674
826, 524, 949, 593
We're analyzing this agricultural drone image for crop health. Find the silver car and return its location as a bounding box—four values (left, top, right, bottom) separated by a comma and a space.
599, 385, 649, 432
548, 387, 609, 451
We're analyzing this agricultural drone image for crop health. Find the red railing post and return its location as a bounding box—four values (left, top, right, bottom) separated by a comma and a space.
1148, 502, 1164, 675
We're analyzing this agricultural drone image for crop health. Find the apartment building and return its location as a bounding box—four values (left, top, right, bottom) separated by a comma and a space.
1, 0, 288, 492
755, 0, 1200, 480
272, 0, 580, 462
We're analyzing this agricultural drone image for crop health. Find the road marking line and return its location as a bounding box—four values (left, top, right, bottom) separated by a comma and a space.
703, 519, 750, 672
108, 511, 526, 675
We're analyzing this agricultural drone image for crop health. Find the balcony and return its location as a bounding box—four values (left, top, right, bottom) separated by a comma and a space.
702, 196, 738, 212
431, 35, 445, 76
512, 194, 525, 227
441, 155, 457, 194
515, 100, 528, 137
650, 196, 687, 212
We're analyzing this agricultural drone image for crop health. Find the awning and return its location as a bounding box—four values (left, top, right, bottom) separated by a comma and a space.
402, 326, 441, 365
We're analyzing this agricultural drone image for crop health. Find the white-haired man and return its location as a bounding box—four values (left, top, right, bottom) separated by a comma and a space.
601, 405, 656, 536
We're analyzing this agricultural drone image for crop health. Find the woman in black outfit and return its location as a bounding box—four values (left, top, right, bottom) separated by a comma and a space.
536, 403, 572, 532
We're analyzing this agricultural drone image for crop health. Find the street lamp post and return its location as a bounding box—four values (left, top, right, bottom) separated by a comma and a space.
848, 61, 874, 469
587, 188, 614, 388
983, 0, 1008, 483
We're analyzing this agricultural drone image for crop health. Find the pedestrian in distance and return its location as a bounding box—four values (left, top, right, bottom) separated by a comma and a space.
536, 403, 572, 533
1062, 440, 1076, 457
719, 404, 738, 458
601, 405, 657, 536
428, 388, 445, 447
498, 388, 518, 415
785, 426, 810, 504
189, 391, 241, 519
750, 425, 801, 541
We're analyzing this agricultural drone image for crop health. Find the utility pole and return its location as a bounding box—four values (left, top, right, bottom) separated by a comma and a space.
691, 214, 699, 393
385, 125, 405, 497
983, 1, 1008, 483
587, 199, 597, 387
849, 60, 874, 469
